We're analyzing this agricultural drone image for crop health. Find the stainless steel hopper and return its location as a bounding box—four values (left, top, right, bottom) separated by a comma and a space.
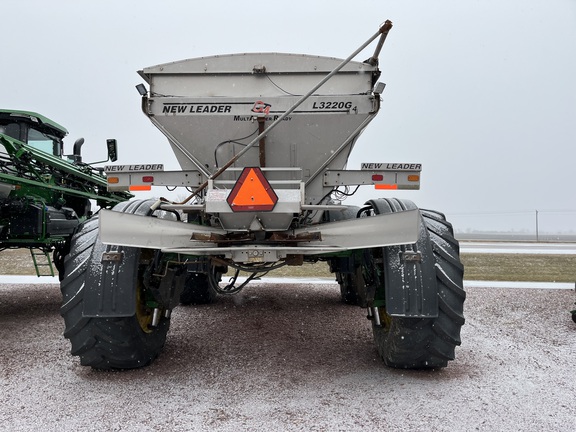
138, 52, 381, 204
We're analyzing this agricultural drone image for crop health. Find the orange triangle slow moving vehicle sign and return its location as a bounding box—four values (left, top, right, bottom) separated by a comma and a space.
227, 167, 278, 212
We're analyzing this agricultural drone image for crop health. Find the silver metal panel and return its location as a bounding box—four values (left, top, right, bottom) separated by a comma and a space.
99, 208, 419, 261
323, 169, 421, 190
140, 53, 377, 97
99, 210, 222, 250
148, 75, 372, 98
105, 170, 203, 191
151, 95, 376, 116
138, 52, 381, 205
141, 53, 377, 75
147, 95, 376, 173
162, 245, 343, 259
205, 187, 300, 231
205, 189, 301, 213
147, 95, 376, 199
292, 209, 420, 249
216, 213, 295, 232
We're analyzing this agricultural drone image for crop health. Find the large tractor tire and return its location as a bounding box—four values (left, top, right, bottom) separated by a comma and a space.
60, 199, 170, 370
336, 272, 360, 305
368, 198, 465, 369
180, 272, 218, 305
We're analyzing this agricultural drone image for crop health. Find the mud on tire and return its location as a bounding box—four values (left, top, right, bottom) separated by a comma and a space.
60, 200, 170, 370
370, 200, 466, 369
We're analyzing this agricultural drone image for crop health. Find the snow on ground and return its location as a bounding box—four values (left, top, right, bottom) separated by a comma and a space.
1, 281, 574, 432
3, 274, 575, 291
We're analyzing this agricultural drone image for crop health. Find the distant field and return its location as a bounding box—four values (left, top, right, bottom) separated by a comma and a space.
1, 247, 575, 283
270, 253, 576, 283
462, 253, 576, 283
0, 248, 41, 276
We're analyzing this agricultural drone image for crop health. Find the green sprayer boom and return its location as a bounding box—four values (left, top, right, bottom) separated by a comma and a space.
0, 109, 131, 276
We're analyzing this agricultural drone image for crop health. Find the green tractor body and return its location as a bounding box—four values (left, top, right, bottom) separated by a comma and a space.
0, 109, 131, 276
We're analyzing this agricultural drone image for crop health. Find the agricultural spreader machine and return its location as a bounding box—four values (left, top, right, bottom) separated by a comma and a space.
60, 22, 466, 370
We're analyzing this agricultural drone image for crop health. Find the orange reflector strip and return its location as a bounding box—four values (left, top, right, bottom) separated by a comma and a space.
408, 175, 420, 182
227, 167, 278, 212
375, 184, 398, 190
129, 185, 152, 191
108, 177, 119, 184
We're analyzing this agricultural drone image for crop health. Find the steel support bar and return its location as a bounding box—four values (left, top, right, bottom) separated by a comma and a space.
366, 20, 393, 66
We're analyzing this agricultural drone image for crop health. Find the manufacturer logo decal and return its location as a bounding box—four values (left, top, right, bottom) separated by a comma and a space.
251, 101, 272, 115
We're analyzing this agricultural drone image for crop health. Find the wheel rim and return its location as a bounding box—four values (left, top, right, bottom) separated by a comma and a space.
135, 282, 154, 333
377, 307, 393, 331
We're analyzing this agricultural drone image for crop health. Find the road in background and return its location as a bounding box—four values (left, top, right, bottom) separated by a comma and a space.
460, 241, 576, 254
3, 275, 574, 290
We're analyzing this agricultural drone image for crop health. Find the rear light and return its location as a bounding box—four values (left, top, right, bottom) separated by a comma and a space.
129, 185, 152, 191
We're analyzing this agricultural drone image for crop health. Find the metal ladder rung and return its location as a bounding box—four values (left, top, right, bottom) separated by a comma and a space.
30, 249, 55, 277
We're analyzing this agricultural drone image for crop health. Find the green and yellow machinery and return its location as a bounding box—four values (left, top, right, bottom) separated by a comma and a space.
0, 109, 131, 277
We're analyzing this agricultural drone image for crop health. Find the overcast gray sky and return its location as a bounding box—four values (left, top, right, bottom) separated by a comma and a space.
3, 0, 576, 232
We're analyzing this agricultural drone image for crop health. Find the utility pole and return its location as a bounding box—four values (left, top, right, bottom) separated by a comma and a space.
535, 210, 539, 242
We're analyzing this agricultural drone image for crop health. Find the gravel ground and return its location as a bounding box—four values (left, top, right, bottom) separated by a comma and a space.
1, 281, 575, 431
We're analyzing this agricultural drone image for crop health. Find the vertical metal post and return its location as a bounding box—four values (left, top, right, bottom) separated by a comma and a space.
151, 308, 161, 327
536, 210, 539, 242
372, 307, 381, 327
258, 117, 266, 168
